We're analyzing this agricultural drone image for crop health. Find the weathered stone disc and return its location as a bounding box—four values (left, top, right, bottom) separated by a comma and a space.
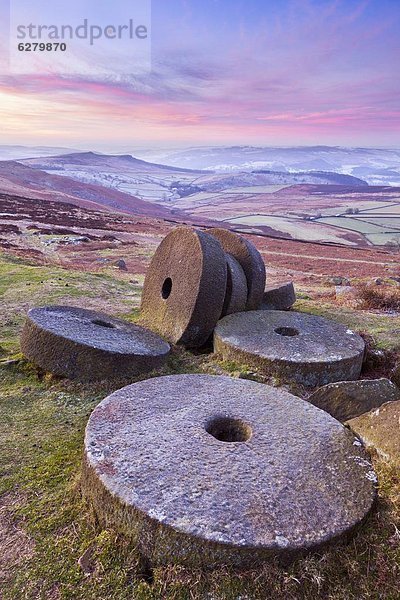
221, 254, 248, 317
140, 227, 227, 347
82, 374, 376, 569
206, 228, 266, 310
20, 306, 170, 382
214, 311, 365, 387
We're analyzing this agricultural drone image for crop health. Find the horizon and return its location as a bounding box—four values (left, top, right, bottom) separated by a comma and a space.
0, 0, 399, 148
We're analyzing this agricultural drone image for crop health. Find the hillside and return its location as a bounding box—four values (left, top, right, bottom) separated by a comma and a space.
0, 161, 182, 220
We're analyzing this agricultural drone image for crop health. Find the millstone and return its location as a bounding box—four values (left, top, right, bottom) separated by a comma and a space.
261, 281, 296, 310
214, 311, 365, 387
206, 228, 266, 310
221, 254, 248, 316
20, 306, 170, 381
82, 374, 376, 569
140, 227, 227, 347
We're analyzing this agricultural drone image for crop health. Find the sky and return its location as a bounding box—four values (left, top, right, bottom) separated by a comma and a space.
0, 0, 399, 150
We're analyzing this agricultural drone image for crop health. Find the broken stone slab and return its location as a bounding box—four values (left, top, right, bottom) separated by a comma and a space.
140, 227, 227, 348
260, 281, 296, 310
308, 379, 400, 422
347, 400, 400, 466
20, 306, 170, 382
82, 374, 376, 569
206, 228, 266, 310
214, 310, 365, 387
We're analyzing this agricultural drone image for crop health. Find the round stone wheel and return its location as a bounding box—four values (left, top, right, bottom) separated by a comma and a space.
82, 374, 376, 569
20, 306, 170, 382
140, 227, 227, 348
206, 228, 266, 310
221, 254, 248, 317
214, 311, 365, 387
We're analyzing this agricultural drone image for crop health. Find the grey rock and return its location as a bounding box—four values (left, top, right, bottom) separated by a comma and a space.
331, 276, 350, 286
82, 374, 376, 569
214, 311, 365, 387
347, 400, 400, 466
260, 281, 296, 310
20, 305, 170, 382
335, 285, 356, 298
114, 259, 127, 271
308, 379, 400, 422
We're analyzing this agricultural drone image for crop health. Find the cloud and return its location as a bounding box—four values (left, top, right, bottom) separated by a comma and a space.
0, 0, 398, 145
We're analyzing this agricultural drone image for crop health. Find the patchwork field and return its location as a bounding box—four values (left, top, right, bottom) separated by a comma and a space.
175, 185, 400, 247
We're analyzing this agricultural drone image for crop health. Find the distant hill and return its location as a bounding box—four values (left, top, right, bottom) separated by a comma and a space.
0, 160, 182, 219
192, 169, 367, 192
150, 145, 400, 185
22, 151, 208, 174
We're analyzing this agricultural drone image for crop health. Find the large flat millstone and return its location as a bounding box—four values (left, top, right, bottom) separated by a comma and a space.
140, 227, 227, 348
82, 374, 376, 569
20, 306, 170, 381
214, 311, 365, 387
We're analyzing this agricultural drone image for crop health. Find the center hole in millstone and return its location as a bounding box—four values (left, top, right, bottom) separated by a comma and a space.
205, 416, 252, 443
92, 319, 115, 329
161, 277, 172, 300
274, 326, 299, 337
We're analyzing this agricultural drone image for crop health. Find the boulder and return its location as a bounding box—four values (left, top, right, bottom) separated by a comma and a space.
114, 259, 127, 271
260, 281, 296, 311
308, 378, 400, 422
347, 400, 400, 465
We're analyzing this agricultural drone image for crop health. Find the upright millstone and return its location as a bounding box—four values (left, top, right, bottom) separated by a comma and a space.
206, 228, 266, 310
140, 227, 227, 347
214, 311, 365, 387
82, 374, 376, 569
20, 306, 170, 382
221, 254, 248, 317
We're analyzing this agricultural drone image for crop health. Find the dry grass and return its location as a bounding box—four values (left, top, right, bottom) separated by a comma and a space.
356, 284, 400, 312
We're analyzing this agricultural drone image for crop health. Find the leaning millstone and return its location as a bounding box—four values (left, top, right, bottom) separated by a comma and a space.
20, 306, 170, 382
140, 227, 227, 348
221, 254, 248, 317
206, 228, 266, 310
82, 374, 376, 569
347, 400, 400, 466
214, 311, 365, 387
260, 281, 296, 310
308, 378, 400, 422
